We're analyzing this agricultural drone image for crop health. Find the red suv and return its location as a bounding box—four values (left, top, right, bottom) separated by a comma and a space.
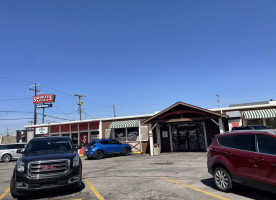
207, 130, 276, 193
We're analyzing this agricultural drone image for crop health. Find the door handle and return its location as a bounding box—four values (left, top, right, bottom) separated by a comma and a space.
255, 157, 264, 163
224, 152, 232, 157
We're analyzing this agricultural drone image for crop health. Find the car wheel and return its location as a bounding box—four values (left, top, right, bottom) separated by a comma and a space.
10, 176, 23, 198
122, 148, 130, 156
214, 167, 232, 192
94, 151, 103, 160
2, 154, 12, 162
76, 166, 82, 189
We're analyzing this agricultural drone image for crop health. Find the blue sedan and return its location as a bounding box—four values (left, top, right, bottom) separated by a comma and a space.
84, 139, 132, 159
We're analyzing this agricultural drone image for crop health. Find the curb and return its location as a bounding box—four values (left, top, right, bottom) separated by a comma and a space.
132, 151, 145, 154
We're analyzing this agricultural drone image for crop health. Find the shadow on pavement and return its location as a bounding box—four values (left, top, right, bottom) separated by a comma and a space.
17, 182, 85, 200
201, 178, 275, 200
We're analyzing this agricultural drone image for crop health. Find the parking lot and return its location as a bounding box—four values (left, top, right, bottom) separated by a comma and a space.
0, 152, 275, 200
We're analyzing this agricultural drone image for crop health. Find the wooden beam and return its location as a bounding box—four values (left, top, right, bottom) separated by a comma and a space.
149, 116, 217, 124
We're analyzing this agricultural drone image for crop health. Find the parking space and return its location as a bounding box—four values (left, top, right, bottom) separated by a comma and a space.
0, 152, 275, 200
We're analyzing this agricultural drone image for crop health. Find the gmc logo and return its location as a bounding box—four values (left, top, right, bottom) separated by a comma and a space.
42, 165, 56, 170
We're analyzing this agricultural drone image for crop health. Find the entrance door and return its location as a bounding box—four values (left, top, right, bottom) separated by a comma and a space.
178, 127, 189, 151
176, 124, 200, 152
160, 125, 171, 152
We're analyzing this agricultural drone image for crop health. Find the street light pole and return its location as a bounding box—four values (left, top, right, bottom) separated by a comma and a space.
29, 83, 40, 138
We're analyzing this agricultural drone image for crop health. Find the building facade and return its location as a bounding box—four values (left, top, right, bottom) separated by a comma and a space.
24, 101, 228, 155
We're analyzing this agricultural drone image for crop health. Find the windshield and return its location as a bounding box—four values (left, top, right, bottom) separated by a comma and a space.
25, 139, 74, 154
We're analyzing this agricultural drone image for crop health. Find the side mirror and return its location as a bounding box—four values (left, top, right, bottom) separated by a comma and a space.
16, 149, 24, 154
76, 145, 82, 150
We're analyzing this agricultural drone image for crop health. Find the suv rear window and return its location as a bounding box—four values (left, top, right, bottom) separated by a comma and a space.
256, 135, 276, 155
217, 135, 231, 147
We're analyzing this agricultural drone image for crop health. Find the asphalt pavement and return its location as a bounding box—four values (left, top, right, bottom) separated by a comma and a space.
0, 152, 275, 200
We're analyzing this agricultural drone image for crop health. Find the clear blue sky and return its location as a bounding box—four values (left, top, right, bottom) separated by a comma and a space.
0, 0, 276, 135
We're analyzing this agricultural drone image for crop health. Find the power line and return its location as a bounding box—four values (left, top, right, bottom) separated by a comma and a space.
0, 111, 33, 113
48, 110, 78, 115
85, 99, 113, 108
42, 114, 75, 121
83, 112, 95, 119
0, 76, 34, 84
0, 98, 31, 101
0, 118, 33, 120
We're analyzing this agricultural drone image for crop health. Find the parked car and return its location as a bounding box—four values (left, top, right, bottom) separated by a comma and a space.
84, 139, 132, 159
207, 129, 276, 193
0, 143, 27, 162
231, 125, 268, 131
10, 137, 82, 198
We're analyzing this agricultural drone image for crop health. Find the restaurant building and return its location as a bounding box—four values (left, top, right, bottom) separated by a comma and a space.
24, 101, 228, 155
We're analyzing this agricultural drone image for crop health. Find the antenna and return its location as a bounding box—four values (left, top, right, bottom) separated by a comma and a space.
216, 92, 220, 108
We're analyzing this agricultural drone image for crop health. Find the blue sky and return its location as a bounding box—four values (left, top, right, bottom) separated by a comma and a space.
0, 0, 276, 135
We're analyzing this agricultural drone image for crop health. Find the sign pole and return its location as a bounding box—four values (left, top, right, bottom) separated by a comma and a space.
42, 107, 45, 124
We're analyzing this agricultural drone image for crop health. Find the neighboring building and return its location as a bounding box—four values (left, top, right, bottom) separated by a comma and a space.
0, 135, 17, 144
210, 100, 276, 130
24, 101, 228, 155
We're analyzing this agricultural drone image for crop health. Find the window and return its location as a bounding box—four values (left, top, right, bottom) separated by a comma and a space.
114, 127, 139, 142
127, 128, 139, 141
0, 145, 8, 150
90, 131, 99, 140
9, 144, 25, 149
25, 139, 73, 153
101, 140, 109, 145
230, 135, 251, 151
109, 140, 120, 144
256, 135, 276, 155
217, 136, 231, 147
115, 128, 126, 141
246, 119, 263, 126
266, 118, 276, 128
72, 133, 78, 145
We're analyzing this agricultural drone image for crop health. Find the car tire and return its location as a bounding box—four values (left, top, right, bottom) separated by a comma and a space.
76, 166, 82, 189
214, 167, 233, 192
94, 151, 103, 160
2, 154, 12, 162
122, 148, 130, 156
10, 176, 23, 198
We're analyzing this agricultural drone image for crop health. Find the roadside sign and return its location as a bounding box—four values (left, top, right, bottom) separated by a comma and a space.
36, 103, 53, 108
33, 94, 55, 104
35, 127, 49, 135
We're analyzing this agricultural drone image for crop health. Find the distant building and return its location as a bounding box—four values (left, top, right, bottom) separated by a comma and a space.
1, 136, 16, 144
210, 100, 276, 130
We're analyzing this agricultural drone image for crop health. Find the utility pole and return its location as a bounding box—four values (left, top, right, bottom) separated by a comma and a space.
29, 83, 40, 138
6, 127, 9, 136
113, 104, 116, 117
216, 92, 220, 108
74, 94, 85, 120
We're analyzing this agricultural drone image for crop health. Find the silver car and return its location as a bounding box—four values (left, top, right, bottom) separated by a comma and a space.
0, 143, 27, 162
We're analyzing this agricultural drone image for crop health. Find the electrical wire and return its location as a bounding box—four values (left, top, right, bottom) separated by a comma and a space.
0, 118, 33, 120
0, 111, 33, 113
0, 76, 34, 84
0, 98, 31, 101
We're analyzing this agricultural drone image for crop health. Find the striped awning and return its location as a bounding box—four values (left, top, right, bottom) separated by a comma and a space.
109, 120, 140, 129
243, 109, 276, 119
